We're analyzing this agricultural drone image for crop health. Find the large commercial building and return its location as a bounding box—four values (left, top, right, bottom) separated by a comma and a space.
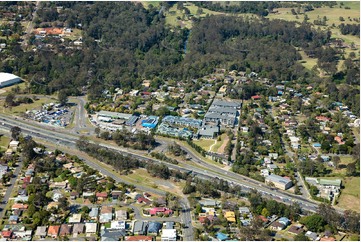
265, 174, 293, 190
204, 99, 241, 127
0, 73, 22, 88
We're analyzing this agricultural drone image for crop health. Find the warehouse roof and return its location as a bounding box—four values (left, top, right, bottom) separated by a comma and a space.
98, 111, 132, 120
266, 174, 291, 185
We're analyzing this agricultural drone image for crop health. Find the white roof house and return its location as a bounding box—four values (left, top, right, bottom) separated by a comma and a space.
161, 229, 177, 241
0, 73, 22, 88
85, 223, 97, 234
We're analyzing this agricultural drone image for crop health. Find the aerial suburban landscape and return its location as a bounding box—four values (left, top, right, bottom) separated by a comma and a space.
0, 1, 359, 241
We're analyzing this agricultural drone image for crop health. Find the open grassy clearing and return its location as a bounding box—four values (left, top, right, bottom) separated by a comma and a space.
298, 49, 318, 70
0, 96, 56, 115
193, 138, 215, 151
0, 82, 28, 96
0, 136, 10, 151
212, 133, 227, 153
121, 168, 185, 196
336, 176, 360, 212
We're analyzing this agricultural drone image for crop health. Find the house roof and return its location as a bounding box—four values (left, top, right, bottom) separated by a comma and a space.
288, 225, 304, 235
101, 206, 113, 214
101, 229, 126, 241
147, 222, 162, 233
35, 226, 47, 236
96, 192, 108, 198
1, 231, 12, 238
47, 225, 60, 236
72, 223, 85, 234
271, 221, 286, 229
59, 224, 72, 236
125, 236, 153, 241
12, 203, 28, 210
85, 223, 97, 233
216, 232, 229, 241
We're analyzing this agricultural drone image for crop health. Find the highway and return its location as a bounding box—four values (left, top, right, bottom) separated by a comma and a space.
0, 114, 326, 214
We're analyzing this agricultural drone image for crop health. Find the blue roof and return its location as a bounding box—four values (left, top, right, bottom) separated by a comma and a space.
216, 232, 229, 241
147, 222, 162, 233
313, 143, 321, 147
278, 217, 290, 224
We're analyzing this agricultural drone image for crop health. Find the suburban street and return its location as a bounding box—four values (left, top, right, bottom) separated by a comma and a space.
0, 159, 23, 217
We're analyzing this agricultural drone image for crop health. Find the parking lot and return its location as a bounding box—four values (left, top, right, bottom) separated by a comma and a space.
24, 102, 74, 127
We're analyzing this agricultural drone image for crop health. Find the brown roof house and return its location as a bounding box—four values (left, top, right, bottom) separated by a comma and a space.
59, 224, 73, 237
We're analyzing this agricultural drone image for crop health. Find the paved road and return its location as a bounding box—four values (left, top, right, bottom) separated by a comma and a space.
0, 115, 325, 214
0, 159, 23, 216
21, 1, 40, 48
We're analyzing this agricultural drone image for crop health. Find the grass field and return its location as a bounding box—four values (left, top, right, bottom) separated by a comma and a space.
0, 136, 10, 151
0, 82, 28, 96
337, 176, 360, 212
298, 49, 318, 70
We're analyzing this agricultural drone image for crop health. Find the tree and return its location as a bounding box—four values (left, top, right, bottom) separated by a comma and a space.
294, 234, 310, 241
10, 126, 21, 140
332, 156, 341, 169
58, 90, 68, 106
261, 208, 269, 217
5, 92, 16, 107
346, 162, 356, 176
299, 214, 326, 232
95, 127, 100, 138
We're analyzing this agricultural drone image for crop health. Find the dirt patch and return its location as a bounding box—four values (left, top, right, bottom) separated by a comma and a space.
337, 194, 360, 212
217, 135, 229, 154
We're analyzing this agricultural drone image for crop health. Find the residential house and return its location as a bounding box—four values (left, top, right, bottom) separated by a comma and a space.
49, 181, 67, 189
288, 225, 304, 235
85, 223, 97, 236
101, 228, 126, 241
149, 207, 172, 216
35, 226, 47, 239
72, 223, 85, 235
137, 196, 151, 204
161, 229, 177, 241
239, 207, 250, 215
11, 203, 28, 211
1, 231, 12, 239
47, 225, 60, 238
147, 222, 162, 235
111, 191, 123, 200
69, 214, 82, 223
59, 224, 72, 237
100, 206, 113, 223
52, 191, 63, 202
82, 192, 95, 198
47, 202, 59, 210
110, 220, 126, 230
9, 215, 19, 224
199, 199, 220, 207
89, 207, 99, 220
115, 210, 128, 221
133, 221, 148, 235
70, 191, 79, 200
224, 211, 236, 223
270, 221, 286, 231
9, 141, 19, 151
216, 232, 229, 241
125, 236, 153, 241
305, 231, 319, 241
165, 222, 174, 229
96, 192, 108, 201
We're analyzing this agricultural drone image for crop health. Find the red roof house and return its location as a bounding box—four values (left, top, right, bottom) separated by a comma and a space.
96, 192, 108, 200
251, 95, 261, 100
1, 231, 12, 238
149, 207, 173, 216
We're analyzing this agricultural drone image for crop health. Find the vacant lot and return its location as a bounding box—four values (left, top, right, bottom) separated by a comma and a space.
337, 176, 360, 212
0, 96, 56, 115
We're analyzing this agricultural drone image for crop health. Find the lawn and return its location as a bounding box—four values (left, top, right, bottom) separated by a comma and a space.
0, 136, 10, 151
193, 138, 215, 151
336, 176, 360, 212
